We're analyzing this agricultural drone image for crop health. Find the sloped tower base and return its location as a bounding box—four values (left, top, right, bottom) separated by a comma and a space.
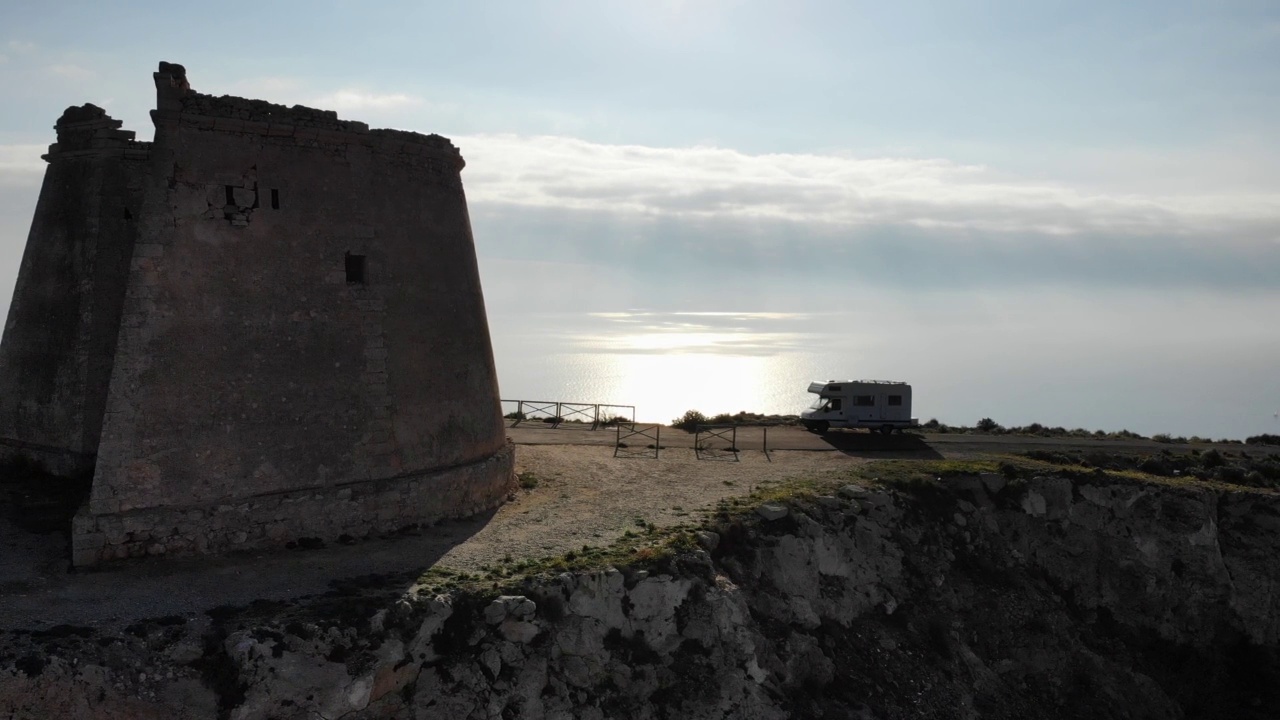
0, 63, 515, 566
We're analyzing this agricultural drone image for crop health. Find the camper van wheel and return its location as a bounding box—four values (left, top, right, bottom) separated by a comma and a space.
804, 421, 829, 434
879, 425, 893, 436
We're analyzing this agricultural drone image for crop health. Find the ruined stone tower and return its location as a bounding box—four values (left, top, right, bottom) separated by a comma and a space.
0, 62, 515, 565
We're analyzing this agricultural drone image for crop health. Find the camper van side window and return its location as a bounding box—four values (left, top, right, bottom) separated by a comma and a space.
830, 399, 842, 411
888, 395, 903, 406
854, 395, 875, 406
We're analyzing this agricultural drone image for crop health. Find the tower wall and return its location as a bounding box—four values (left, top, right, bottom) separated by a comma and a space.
0, 107, 148, 475
59, 64, 513, 565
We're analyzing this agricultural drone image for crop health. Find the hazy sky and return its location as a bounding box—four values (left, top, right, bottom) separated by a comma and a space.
1, 1, 1278, 437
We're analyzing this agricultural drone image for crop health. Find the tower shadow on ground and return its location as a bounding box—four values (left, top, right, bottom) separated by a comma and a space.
0, 457, 498, 630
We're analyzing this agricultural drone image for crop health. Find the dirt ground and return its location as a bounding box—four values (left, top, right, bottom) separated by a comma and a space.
1, 427, 1272, 630
434, 445, 862, 571
0, 443, 858, 630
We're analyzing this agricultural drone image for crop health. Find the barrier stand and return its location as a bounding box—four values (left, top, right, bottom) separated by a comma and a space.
694, 425, 739, 462
557, 402, 599, 429
615, 423, 660, 459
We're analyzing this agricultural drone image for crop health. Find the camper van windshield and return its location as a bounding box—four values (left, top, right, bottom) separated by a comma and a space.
809, 397, 828, 411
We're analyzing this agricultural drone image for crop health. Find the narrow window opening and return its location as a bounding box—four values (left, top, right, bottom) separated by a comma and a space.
888, 395, 903, 406
224, 185, 236, 206
854, 395, 875, 407
122, 207, 133, 220
345, 253, 366, 284
270, 189, 280, 210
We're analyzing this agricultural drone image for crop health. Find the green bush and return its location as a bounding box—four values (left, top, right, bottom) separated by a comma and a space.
976, 417, 1002, 433
1245, 434, 1280, 446
1200, 449, 1225, 469
671, 410, 708, 432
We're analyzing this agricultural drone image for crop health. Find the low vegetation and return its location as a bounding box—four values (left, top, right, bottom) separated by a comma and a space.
667, 409, 1261, 444
915, 418, 1254, 445
1020, 448, 1280, 489
517, 472, 540, 490
670, 409, 803, 432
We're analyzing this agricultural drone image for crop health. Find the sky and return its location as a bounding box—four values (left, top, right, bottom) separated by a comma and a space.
1, 0, 1278, 437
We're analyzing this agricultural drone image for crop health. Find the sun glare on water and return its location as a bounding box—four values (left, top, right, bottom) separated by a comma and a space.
548, 321, 827, 423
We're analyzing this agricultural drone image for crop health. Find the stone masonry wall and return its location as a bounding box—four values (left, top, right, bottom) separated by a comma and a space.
63, 63, 512, 565
71, 442, 514, 566
0, 105, 148, 475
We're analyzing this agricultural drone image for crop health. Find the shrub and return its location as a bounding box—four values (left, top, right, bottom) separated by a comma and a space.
1215, 465, 1246, 484
671, 410, 708, 432
1200, 449, 1225, 470
976, 418, 1001, 433
1138, 457, 1172, 476
1245, 434, 1280, 447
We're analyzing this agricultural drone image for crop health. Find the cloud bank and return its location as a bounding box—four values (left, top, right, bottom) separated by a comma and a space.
459, 134, 1280, 242
312, 90, 423, 112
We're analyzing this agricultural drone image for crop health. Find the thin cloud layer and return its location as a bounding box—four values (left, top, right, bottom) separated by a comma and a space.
47, 63, 93, 81
571, 310, 813, 356
459, 134, 1280, 242
225, 79, 425, 117
312, 90, 423, 112
0, 145, 46, 180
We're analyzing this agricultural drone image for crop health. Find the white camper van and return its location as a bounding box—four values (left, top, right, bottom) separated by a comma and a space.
800, 380, 918, 434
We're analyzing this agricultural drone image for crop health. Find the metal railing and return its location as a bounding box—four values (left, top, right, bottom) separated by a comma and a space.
501, 400, 636, 430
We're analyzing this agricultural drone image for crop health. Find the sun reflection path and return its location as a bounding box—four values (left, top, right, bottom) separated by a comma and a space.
554, 351, 825, 424
495, 310, 851, 424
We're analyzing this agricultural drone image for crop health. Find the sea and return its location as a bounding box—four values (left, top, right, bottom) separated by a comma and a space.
485, 305, 1280, 441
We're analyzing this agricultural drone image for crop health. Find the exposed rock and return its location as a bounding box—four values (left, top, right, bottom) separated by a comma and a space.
755, 503, 788, 521
3, 473, 1279, 719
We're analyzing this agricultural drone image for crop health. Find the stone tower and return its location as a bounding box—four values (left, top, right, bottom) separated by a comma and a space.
0, 63, 514, 566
